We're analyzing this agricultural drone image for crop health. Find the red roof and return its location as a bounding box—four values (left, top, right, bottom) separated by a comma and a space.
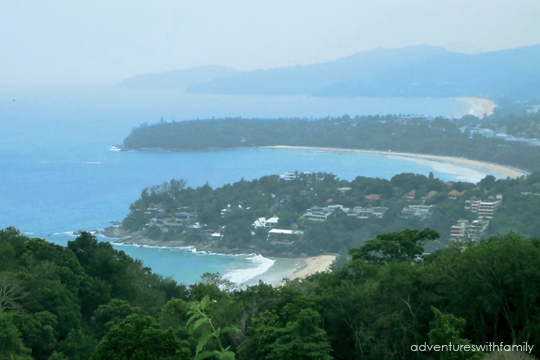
426, 190, 438, 197
448, 189, 466, 196
365, 194, 381, 200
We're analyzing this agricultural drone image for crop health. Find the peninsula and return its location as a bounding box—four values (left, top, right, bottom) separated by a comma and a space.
121, 110, 540, 173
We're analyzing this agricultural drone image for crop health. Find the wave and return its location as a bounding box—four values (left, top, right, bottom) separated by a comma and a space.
111, 242, 197, 252
222, 254, 276, 284
84, 161, 102, 165
52, 231, 77, 236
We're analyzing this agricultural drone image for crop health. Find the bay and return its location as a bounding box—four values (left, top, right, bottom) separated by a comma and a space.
0, 88, 473, 284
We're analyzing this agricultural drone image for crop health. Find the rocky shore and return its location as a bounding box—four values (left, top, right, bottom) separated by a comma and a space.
100, 225, 310, 258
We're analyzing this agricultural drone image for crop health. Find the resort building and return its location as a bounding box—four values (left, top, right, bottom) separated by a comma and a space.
348, 206, 388, 219
448, 189, 466, 199
403, 190, 416, 200
267, 229, 304, 245
422, 190, 438, 200
305, 205, 350, 221
450, 219, 469, 240
465, 195, 502, 219
365, 194, 382, 200
400, 204, 434, 219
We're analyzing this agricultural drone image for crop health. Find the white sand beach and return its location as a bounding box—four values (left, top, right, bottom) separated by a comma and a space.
453, 97, 497, 118
262, 145, 527, 180
281, 255, 336, 284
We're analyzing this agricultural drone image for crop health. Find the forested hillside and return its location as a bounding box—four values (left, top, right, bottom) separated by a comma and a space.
2, 227, 540, 359
123, 114, 540, 172
184, 44, 540, 98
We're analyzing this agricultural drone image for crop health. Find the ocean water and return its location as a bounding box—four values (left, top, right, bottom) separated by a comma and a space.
0, 87, 476, 285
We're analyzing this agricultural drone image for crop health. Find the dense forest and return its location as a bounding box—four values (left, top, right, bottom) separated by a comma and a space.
2, 227, 539, 359
122, 114, 540, 172
111, 171, 540, 259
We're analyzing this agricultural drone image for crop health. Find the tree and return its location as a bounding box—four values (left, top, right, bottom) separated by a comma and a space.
350, 228, 439, 264
268, 309, 333, 360
428, 307, 483, 360
0, 310, 33, 360
90, 314, 190, 360
186, 295, 241, 360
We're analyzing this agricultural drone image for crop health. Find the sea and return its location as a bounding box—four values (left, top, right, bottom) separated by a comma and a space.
0, 87, 491, 286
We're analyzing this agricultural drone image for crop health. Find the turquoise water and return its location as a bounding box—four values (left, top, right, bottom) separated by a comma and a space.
0, 88, 472, 284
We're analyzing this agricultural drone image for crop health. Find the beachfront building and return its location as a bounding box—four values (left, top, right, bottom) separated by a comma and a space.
267, 229, 304, 245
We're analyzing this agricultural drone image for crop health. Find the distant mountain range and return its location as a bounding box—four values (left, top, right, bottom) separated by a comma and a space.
118, 44, 540, 98
117, 65, 242, 89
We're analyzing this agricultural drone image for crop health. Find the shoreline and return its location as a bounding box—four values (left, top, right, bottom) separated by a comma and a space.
261, 145, 528, 179
281, 255, 336, 285
453, 97, 497, 119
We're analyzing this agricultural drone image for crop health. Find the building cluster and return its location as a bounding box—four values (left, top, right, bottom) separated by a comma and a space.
305, 204, 389, 221
148, 209, 198, 232
464, 195, 503, 219
450, 195, 503, 242
400, 204, 434, 219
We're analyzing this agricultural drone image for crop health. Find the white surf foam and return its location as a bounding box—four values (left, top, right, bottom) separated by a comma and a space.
222, 254, 276, 284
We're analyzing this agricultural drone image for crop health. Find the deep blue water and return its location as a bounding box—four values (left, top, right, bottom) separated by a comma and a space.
0, 88, 472, 284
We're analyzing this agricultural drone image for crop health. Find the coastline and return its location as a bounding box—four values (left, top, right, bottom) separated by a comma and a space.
452, 97, 497, 118
281, 255, 336, 285
261, 145, 528, 180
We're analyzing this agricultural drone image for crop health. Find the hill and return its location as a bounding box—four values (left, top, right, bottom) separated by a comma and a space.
187, 45, 449, 95
184, 44, 540, 98
117, 65, 242, 89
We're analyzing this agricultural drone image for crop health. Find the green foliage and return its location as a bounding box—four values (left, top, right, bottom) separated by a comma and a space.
90, 314, 190, 360
350, 228, 439, 264
0, 310, 33, 360
4, 224, 540, 359
429, 307, 483, 360
267, 309, 333, 360
187, 295, 241, 360
123, 115, 540, 172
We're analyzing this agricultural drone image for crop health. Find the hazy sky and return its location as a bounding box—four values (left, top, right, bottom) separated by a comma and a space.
2, 0, 540, 86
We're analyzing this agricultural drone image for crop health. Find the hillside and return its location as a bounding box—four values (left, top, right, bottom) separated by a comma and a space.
187, 45, 449, 95
182, 44, 540, 98
117, 65, 242, 89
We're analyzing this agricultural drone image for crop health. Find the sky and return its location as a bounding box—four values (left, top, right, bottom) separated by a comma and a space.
1, 0, 540, 86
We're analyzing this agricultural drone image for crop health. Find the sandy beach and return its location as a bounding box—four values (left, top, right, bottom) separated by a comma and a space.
453, 97, 497, 118
262, 145, 527, 179
281, 255, 336, 284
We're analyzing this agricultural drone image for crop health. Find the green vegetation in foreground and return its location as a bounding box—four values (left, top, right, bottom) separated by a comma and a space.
2, 227, 540, 359
123, 108, 540, 172
112, 172, 540, 257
